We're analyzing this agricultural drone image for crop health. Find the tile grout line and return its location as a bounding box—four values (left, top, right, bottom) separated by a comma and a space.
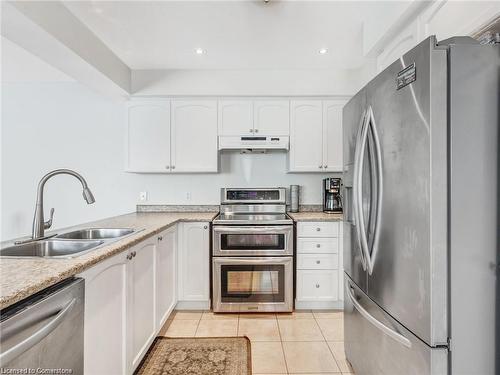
275, 314, 290, 375
193, 312, 203, 337
314, 313, 344, 373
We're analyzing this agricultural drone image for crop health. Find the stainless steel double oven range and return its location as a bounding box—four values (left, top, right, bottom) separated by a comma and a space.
212, 188, 293, 313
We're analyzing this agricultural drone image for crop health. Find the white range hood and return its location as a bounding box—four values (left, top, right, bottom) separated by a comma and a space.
218, 135, 289, 150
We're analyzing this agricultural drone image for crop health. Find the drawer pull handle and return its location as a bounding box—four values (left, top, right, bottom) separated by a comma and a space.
316, 228, 321, 231
316, 283, 320, 288
316, 244, 321, 248
316, 260, 321, 264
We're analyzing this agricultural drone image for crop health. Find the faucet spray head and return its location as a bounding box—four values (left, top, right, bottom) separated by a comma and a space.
83, 187, 95, 204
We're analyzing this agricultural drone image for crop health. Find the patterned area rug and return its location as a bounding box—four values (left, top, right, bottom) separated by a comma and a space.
135, 337, 252, 375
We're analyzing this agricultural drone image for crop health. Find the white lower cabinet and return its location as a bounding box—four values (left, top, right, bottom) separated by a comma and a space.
127, 239, 157, 372
295, 221, 343, 309
80, 227, 181, 375
79, 252, 128, 375
297, 269, 339, 301
155, 226, 177, 330
177, 222, 210, 309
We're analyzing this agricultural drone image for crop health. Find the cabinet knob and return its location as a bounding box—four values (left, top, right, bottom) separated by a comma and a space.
324, 165, 328, 169
316, 227, 321, 232
318, 165, 323, 169
158, 236, 163, 241
204, 225, 208, 229
126, 254, 133, 260
249, 129, 254, 133
171, 165, 175, 170
316, 260, 321, 264
165, 165, 170, 169
316, 283, 320, 288
254, 129, 259, 133
316, 243, 321, 248
132, 251, 137, 257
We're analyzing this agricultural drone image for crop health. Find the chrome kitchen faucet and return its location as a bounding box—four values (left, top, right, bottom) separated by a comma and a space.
31, 169, 95, 240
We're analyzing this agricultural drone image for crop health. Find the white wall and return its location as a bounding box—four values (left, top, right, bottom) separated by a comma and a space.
131, 66, 375, 97
1, 81, 335, 240
1, 41, 337, 241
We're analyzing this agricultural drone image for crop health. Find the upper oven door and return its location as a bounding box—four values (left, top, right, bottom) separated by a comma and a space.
213, 225, 293, 256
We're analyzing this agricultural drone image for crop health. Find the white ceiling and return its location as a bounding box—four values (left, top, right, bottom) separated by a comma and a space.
63, 1, 402, 70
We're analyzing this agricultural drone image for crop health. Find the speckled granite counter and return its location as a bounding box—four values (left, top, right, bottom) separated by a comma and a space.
0, 211, 217, 310
288, 212, 343, 222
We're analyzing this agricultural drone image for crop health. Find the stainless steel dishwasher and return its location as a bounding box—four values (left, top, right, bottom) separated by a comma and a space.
0, 278, 84, 374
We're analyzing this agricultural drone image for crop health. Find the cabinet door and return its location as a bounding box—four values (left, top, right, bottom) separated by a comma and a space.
218, 100, 253, 136
289, 101, 323, 172
156, 226, 177, 330
323, 101, 344, 172
126, 100, 171, 172
128, 240, 156, 372
254, 100, 290, 135
296, 270, 339, 301
79, 253, 128, 375
171, 100, 218, 172
178, 222, 210, 302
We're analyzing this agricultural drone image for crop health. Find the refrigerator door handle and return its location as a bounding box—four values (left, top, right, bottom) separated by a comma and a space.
352, 109, 369, 269
366, 106, 383, 275
346, 283, 412, 348
355, 108, 371, 271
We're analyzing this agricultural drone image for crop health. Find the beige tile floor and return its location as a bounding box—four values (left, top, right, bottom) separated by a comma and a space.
160, 310, 355, 375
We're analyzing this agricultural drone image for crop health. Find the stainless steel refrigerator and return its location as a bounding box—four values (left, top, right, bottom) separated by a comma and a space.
342, 36, 498, 375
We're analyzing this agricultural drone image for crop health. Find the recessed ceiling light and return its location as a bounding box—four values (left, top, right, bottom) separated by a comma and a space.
319, 48, 328, 55
195, 48, 206, 55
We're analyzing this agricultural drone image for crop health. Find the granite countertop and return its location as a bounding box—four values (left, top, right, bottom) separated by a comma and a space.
0, 211, 217, 310
287, 211, 343, 222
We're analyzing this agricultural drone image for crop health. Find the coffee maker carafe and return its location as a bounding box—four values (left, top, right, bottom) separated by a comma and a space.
323, 178, 342, 213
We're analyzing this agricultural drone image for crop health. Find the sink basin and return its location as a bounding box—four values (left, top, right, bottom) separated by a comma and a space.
56, 228, 135, 240
0, 239, 104, 258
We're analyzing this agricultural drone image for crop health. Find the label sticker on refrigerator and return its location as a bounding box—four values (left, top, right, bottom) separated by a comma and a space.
396, 63, 416, 90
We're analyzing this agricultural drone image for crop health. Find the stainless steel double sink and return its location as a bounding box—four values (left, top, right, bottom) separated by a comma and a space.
0, 228, 136, 259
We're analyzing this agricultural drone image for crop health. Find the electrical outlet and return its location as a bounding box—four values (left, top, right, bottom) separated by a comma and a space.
139, 191, 148, 202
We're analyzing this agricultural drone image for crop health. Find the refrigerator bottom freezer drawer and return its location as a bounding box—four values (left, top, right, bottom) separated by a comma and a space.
344, 274, 448, 375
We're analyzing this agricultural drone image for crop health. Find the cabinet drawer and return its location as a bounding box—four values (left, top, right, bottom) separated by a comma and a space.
297, 253, 338, 270
297, 222, 338, 237
296, 270, 338, 301
297, 238, 338, 254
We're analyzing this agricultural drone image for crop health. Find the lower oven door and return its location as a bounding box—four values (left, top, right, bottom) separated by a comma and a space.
212, 225, 293, 256
212, 257, 293, 313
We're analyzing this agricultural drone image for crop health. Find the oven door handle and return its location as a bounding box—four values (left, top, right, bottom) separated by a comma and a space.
212, 225, 293, 234
213, 257, 293, 265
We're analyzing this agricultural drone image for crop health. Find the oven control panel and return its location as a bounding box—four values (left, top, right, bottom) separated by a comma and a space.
222, 188, 286, 204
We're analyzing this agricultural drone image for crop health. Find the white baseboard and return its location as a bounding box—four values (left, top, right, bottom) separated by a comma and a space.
175, 300, 210, 310
295, 300, 344, 310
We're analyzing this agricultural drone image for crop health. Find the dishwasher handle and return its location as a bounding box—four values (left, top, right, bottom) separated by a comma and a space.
0, 298, 76, 365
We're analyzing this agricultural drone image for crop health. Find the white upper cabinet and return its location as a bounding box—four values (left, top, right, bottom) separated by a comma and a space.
323, 100, 344, 172
171, 100, 218, 172
289, 100, 344, 172
126, 100, 171, 172
253, 100, 290, 135
218, 100, 253, 136
289, 100, 323, 172
219, 99, 290, 136
127, 99, 218, 173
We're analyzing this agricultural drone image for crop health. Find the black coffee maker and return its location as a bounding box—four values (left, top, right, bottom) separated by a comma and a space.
323, 178, 343, 213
